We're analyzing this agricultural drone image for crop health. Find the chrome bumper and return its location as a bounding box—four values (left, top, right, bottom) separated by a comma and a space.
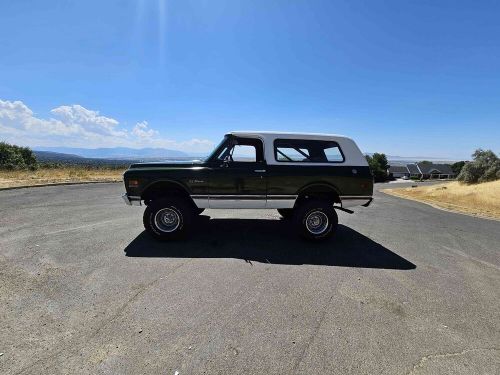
122, 194, 142, 206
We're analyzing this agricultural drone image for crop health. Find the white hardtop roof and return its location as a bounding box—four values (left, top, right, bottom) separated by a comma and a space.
227, 131, 367, 166
228, 131, 352, 141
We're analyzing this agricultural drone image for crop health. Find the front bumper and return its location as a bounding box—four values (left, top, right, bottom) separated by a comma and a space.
122, 194, 142, 206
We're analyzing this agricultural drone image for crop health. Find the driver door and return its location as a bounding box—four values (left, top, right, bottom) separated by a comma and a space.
208, 137, 267, 208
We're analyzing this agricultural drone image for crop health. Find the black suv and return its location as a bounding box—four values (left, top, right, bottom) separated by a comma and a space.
123, 131, 373, 241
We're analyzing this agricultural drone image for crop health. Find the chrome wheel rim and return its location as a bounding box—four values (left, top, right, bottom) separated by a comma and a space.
305, 210, 329, 235
154, 208, 181, 233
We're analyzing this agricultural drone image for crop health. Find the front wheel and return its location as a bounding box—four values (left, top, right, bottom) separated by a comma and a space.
293, 200, 338, 241
143, 197, 194, 241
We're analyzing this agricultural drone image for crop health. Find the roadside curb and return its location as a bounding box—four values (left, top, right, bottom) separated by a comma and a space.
381, 189, 500, 222
0, 180, 121, 191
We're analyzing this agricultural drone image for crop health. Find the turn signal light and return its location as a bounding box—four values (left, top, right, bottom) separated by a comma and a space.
128, 179, 139, 188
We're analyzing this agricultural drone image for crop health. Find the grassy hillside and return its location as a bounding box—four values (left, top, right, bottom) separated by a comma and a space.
0, 166, 125, 189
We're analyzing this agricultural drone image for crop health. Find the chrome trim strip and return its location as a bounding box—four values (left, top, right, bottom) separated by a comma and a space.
266, 195, 297, 208
209, 195, 266, 200
266, 199, 296, 209
192, 196, 210, 208
190, 194, 297, 209
210, 199, 267, 209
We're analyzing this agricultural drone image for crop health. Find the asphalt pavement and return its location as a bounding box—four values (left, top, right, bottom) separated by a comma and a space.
0, 182, 499, 374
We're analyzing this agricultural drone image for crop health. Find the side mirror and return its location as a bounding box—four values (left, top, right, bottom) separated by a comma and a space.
220, 155, 231, 168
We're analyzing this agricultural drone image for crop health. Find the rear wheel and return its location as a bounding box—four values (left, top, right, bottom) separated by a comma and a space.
143, 197, 194, 240
293, 200, 338, 241
277, 208, 293, 219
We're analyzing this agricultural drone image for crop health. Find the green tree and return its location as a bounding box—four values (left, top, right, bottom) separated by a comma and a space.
451, 161, 466, 175
458, 149, 499, 184
366, 153, 389, 182
0, 142, 38, 170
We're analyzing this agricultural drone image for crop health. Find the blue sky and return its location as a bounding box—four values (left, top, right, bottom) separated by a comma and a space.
1, 0, 499, 158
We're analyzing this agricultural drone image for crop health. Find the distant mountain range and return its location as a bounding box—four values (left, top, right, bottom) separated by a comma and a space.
33, 151, 138, 166
366, 153, 461, 163
34, 146, 189, 159
32, 147, 460, 164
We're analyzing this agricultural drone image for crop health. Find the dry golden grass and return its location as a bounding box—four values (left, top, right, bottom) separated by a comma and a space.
0, 167, 125, 189
383, 180, 500, 220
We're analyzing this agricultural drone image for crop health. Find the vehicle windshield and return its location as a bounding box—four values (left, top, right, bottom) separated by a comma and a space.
205, 135, 229, 161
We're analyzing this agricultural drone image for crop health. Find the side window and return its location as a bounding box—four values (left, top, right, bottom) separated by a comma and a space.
274, 139, 344, 163
324, 145, 343, 162
276, 147, 310, 162
231, 145, 257, 162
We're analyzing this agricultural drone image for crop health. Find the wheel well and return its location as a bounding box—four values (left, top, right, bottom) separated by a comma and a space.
141, 181, 195, 207
295, 184, 341, 207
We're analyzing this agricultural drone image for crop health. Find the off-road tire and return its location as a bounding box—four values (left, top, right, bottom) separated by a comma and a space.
143, 197, 194, 241
293, 200, 338, 241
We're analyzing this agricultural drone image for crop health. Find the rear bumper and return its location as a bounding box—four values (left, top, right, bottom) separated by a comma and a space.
122, 194, 142, 206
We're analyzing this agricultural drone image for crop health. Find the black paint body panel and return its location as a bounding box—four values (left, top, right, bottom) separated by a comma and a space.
123, 161, 373, 198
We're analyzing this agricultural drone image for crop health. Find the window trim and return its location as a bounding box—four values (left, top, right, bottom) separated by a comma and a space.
209, 135, 265, 163
273, 138, 345, 164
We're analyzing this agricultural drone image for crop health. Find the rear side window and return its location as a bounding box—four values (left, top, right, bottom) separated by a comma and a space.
274, 139, 345, 163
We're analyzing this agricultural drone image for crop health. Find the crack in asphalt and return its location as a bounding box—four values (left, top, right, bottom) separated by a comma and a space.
13, 258, 196, 375
406, 347, 500, 375
290, 294, 334, 374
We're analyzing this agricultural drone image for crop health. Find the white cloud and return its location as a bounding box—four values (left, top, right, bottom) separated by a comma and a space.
132, 121, 158, 139
50, 104, 126, 137
0, 99, 214, 153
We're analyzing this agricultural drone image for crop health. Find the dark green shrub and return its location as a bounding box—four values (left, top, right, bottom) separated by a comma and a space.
458, 149, 499, 184
0, 142, 38, 170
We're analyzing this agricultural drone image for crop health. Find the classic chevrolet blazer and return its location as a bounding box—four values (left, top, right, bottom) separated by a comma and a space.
122, 131, 373, 241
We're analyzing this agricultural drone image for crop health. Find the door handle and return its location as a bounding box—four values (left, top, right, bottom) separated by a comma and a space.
254, 169, 266, 173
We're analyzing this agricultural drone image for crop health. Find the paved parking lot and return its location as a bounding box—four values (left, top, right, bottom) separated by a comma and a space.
0, 183, 499, 374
